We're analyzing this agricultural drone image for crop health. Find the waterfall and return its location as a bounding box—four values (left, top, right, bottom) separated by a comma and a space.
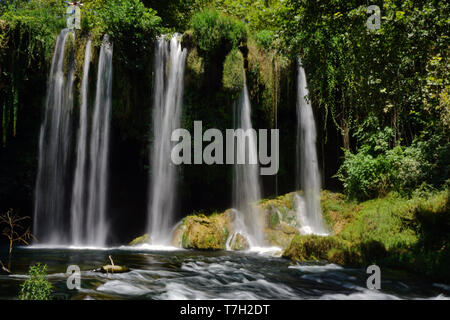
85, 35, 113, 245
34, 32, 113, 246
296, 58, 327, 235
147, 35, 187, 244
33, 29, 75, 243
232, 82, 264, 247
70, 39, 91, 244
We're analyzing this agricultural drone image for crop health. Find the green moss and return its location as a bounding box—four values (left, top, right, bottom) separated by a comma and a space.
222, 48, 244, 93
179, 213, 231, 250
283, 235, 346, 262
269, 211, 280, 228
186, 47, 204, 83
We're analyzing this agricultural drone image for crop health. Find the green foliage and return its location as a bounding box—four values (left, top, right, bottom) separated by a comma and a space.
0, 0, 65, 62
191, 8, 246, 57
214, 0, 289, 33
336, 144, 428, 201
336, 123, 449, 201
84, 0, 161, 69
222, 48, 244, 93
254, 29, 274, 49
19, 263, 53, 300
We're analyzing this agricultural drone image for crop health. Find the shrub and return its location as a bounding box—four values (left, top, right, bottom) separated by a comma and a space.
191, 8, 246, 57
336, 143, 426, 201
90, 0, 162, 69
19, 263, 53, 300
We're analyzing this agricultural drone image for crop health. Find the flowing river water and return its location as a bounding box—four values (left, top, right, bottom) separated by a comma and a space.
1, 246, 448, 300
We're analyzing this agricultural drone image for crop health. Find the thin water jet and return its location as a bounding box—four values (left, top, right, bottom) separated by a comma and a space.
70, 38, 91, 244
296, 58, 327, 235
232, 82, 264, 247
85, 35, 113, 246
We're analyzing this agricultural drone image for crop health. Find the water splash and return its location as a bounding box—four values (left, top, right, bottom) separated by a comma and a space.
147, 34, 187, 244
296, 58, 327, 235
232, 82, 264, 246
33, 29, 75, 243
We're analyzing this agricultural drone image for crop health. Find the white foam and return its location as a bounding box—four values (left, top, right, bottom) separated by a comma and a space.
319, 289, 401, 300
25, 244, 111, 250
289, 263, 343, 272
247, 246, 283, 257
117, 244, 181, 251
96, 280, 148, 296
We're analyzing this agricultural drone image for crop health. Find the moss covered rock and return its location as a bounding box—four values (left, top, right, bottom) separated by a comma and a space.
129, 234, 151, 246
222, 48, 244, 93
282, 234, 347, 262
179, 213, 231, 250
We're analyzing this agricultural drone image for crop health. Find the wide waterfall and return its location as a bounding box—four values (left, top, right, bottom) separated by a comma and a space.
33, 29, 75, 243
70, 39, 91, 245
147, 35, 187, 244
85, 35, 113, 245
34, 32, 112, 246
296, 58, 327, 235
232, 82, 264, 247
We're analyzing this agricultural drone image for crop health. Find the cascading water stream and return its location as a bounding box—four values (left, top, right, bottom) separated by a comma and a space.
34, 32, 113, 246
70, 38, 91, 244
33, 29, 75, 243
296, 58, 327, 235
147, 35, 187, 244
232, 82, 264, 247
85, 35, 113, 245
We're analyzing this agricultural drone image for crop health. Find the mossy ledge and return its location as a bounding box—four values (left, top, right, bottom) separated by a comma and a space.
171, 192, 303, 251
283, 189, 450, 284
168, 188, 449, 283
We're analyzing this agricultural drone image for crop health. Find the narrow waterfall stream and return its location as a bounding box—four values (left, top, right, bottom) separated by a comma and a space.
232, 82, 264, 247
85, 35, 113, 246
33, 29, 75, 243
296, 59, 327, 235
70, 39, 91, 245
147, 35, 187, 244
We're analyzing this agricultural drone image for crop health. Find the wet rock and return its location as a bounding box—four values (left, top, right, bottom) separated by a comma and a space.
229, 233, 250, 251
178, 214, 230, 250
129, 234, 151, 246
